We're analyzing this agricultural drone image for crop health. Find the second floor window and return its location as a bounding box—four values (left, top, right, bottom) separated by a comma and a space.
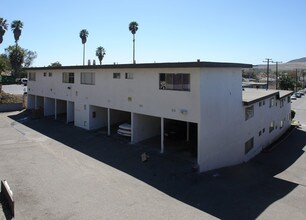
245, 105, 254, 120
63, 72, 74, 83
159, 73, 190, 91
29, 72, 36, 81
81, 72, 95, 85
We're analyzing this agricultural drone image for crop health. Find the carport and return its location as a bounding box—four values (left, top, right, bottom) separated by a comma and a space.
27, 94, 35, 109
160, 118, 198, 157
35, 96, 44, 110
131, 113, 160, 144
108, 108, 131, 137
44, 97, 55, 117
55, 99, 67, 121
89, 105, 108, 130
67, 101, 74, 123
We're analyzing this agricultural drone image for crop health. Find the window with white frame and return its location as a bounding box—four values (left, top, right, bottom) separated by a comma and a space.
63, 72, 74, 83
269, 121, 275, 133
280, 120, 284, 128
245, 137, 254, 154
125, 72, 133, 79
159, 73, 190, 91
81, 72, 95, 85
269, 97, 275, 107
113, 73, 121, 79
245, 105, 254, 120
29, 72, 36, 81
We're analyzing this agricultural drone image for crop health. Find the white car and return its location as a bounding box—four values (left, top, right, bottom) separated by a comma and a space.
21, 78, 28, 86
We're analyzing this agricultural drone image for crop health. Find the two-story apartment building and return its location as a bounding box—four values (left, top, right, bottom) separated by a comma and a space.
25, 61, 293, 172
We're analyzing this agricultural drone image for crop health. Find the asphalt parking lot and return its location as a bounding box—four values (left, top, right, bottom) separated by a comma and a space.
0, 98, 306, 219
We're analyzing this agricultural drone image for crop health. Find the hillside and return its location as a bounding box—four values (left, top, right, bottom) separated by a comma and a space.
287, 57, 306, 63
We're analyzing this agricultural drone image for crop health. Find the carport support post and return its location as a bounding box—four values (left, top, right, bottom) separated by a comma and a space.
54, 99, 57, 120
107, 108, 110, 136
161, 117, 164, 153
35, 95, 38, 109
187, 122, 190, 142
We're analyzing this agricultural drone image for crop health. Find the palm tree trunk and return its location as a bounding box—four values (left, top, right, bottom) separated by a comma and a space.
83, 43, 85, 65
133, 34, 135, 64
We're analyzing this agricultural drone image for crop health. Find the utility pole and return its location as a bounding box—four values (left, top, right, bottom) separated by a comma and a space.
303, 70, 305, 89
272, 61, 282, 89
263, 58, 273, 90
295, 69, 298, 92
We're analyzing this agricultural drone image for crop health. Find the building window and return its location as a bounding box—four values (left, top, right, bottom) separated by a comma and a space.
49, 72, 52, 77
287, 96, 290, 103
269, 121, 275, 133
259, 101, 262, 107
81, 72, 95, 85
245, 105, 254, 120
113, 73, 121, 79
29, 72, 36, 81
280, 99, 284, 108
280, 120, 284, 129
245, 137, 254, 154
63, 72, 74, 83
159, 73, 190, 91
259, 131, 262, 136
263, 100, 265, 105
269, 97, 275, 108
125, 72, 133, 79
43, 72, 47, 77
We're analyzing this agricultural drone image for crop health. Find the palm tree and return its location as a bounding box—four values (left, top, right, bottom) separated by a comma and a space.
0, 18, 8, 45
129, 21, 138, 64
79, 29, 89, 65
11, 20, 23, 46
95, 46, 106, 65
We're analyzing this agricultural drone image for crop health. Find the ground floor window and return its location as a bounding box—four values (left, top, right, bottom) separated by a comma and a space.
245, 137, 254, 154
159, 73, 190, 91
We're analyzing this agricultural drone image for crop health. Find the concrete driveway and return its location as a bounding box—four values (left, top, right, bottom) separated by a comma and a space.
0, 97, 306, 219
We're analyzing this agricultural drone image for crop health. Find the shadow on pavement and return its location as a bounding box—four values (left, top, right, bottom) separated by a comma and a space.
9, 112, 306, 219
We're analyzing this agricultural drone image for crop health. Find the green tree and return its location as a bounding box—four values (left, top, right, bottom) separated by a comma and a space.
11, 20, 23, 45
95, 46, 106, 65
0, 54, 11, 72
279, 75, 295, 91
49, 61, 62, 67
79, 29, 89, 65
5, 45, 37, 76
0, 18, 8, 45
128, 21, 138, 64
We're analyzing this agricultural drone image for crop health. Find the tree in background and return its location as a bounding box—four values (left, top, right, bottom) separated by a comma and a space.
0, 18, 8, 45
95, 46, 106, 65
0, 54, 11, 72
5, 45, 37, 76
79, 29, 89, 65
11, 20, 23, 46
128, 21, 138, 64
49, 61, 62, 67
278, 75, 295, 91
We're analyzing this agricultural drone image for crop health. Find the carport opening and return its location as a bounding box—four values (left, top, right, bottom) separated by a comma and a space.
56, 99, 67, 122
109, 109, 131, 140
164, 119, 198, 158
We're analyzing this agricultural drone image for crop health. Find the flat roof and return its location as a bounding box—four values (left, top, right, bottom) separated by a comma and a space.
242, 88, 293, 105
24, 61, 252, 71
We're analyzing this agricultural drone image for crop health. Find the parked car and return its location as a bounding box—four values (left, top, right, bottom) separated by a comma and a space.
295, 92, 302, 98
21, 78, 28, 86
291, 95, 297, 100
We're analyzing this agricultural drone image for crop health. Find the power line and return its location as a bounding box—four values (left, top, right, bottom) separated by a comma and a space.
263, 58, 273, 90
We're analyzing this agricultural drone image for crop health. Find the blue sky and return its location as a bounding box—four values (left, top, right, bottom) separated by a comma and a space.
1, 0, 306, 66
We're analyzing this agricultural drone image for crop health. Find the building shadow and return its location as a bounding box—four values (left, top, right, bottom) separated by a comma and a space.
8, 112, 306, 220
